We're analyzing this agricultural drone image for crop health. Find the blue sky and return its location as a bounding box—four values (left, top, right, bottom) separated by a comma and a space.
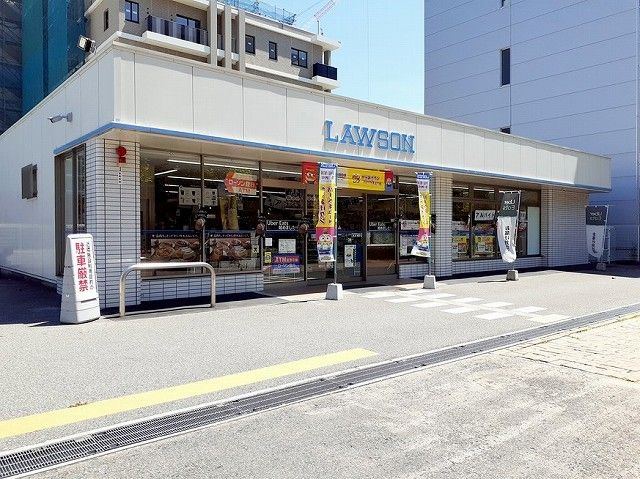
272, 0, 424, 113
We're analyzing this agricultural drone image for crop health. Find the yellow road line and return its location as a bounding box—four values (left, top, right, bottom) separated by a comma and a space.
0, 348, 377, 439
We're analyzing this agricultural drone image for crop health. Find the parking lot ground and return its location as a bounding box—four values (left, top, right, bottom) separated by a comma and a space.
1, 265, 640, 454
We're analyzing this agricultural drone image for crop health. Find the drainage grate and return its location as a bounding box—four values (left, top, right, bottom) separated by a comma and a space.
2, 303, 639, 478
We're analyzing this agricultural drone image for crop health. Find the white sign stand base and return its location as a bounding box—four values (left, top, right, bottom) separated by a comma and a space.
326, 283, 343, 300
506, 269, 519, 281
423, 275, 437, 289
60, 234, 101, 324
596, 262, 607, 271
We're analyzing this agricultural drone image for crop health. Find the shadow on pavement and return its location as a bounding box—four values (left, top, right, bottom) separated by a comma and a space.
0, 277, 61, 326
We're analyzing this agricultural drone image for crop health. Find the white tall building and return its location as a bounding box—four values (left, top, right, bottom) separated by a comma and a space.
425, 0, 639, 261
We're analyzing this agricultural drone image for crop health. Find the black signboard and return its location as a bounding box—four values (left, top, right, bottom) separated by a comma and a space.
586, 205, 608, 226
498, 191, 520, 217
266, 219, 299, 231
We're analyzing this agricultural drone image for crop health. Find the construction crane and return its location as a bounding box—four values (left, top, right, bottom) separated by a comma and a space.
300, 0, 340, 34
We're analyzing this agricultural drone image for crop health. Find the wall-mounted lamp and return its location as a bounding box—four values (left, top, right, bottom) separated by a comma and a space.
48, 113, 73, 123
78, 35, 96, 53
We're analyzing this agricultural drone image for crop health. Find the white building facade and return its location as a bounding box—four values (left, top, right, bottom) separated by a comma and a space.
0, 2, 610, 310
425, 0, 639, 261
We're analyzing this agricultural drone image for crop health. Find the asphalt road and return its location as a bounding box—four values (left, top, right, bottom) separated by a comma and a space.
33, 316, 640, 479
2, 266, 640, 455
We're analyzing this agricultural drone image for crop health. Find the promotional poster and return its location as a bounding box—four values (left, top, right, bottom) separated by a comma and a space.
585, 205, 608, 260
497, 191, 521, 263
411, 172, 432, 258
316, 163, 338, 262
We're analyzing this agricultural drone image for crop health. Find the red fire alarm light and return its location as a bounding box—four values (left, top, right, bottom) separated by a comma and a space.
116, 145, 127, 164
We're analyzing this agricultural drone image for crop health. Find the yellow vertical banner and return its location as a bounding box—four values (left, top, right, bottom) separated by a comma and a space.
411, 172, 431, 258
316, 163, 337, 262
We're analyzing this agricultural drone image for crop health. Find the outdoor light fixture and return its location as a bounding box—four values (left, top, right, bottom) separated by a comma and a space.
47, 113, 73, 123
78, 35, 96, 53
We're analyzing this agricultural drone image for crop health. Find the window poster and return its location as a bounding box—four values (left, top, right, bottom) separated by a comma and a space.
149, 232, 200, 262
344, 244, 355, 267
271, 254, 301, 275
278, 238, 297, 254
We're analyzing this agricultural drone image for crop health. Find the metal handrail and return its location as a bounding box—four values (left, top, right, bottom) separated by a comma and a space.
119, 262, 216, 317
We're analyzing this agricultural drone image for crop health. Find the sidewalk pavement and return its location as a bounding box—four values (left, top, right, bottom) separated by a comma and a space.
38, 314, 640, 479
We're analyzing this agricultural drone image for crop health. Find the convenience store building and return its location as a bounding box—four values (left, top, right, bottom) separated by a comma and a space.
0, 41, 610, 309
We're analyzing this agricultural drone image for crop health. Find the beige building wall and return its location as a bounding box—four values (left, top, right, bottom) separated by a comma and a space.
244, 24, 323, 80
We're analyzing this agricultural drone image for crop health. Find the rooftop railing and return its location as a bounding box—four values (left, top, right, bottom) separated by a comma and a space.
220, 0, 296, 25
146, 15, 209, 46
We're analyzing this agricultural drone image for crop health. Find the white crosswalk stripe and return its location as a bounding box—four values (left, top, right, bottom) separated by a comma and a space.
480, 302, 513, 308
425, 293, 456, 299
412, 302, 447, 309
513, 306, 546, 314
362, 292, 398, 299
358, 289, 564, 324
526, 314, 570, 324
442, 306, 479, 314
476, 311, 514, 320
452, 297, 483, 303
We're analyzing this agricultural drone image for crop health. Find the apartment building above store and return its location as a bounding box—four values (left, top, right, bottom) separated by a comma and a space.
83, 0, 340, 91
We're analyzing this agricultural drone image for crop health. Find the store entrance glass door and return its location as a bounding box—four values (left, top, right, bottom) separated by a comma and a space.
366, 194, 397, 276
262, 186, 306, 284
307, 191, 365, 283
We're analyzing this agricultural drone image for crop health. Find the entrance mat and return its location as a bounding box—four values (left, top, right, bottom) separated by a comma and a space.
102, 292, 272, 316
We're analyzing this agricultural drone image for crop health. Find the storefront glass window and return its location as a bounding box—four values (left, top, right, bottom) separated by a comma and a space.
55, 146, 86, 276
203, 157, 260, 273
261, 163, 305, 283
140, 151, 260, 276
398, 179, 427, 264
453, 184, 541, 260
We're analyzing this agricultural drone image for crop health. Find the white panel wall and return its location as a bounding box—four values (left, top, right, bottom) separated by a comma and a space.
0, 50, 116, 282
424, 0, 638, 260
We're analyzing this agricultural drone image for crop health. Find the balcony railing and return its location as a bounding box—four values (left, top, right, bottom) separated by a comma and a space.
146, 15, 209, 46
313, 63, 338, 81
216, 34, 238, 53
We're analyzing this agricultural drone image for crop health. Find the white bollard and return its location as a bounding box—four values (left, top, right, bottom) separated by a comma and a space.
326, 283, 344, 300
423, 275, 437, 289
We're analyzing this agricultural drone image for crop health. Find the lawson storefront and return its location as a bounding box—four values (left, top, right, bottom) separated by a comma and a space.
0, 43, 611, 309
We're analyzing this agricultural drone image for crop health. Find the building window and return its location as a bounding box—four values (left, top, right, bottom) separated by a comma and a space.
245, 35, 256, 54
103, 9, 109, 30
452, 184, 540, 260
176, 15, 200, 29
55, 146, 86, 276
291, 48, 308, 68
500, 127, 511, 134
125, 1, 139, 23
501, 48, 510, 86
269, 41, 278, 60
140, 151, 260, 276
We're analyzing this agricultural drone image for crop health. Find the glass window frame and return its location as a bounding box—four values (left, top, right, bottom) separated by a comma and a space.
291, 47, 308, 68
175, 15, 200, 29
501, 47, 511, 86
245, 34, 256, 54
452, 183, 541, 261
55, 146, 87, 276
125, 1, 139, 23
268, 41, 278, 60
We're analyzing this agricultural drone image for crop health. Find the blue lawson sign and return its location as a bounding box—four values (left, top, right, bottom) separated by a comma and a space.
324, 120, 415, 154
